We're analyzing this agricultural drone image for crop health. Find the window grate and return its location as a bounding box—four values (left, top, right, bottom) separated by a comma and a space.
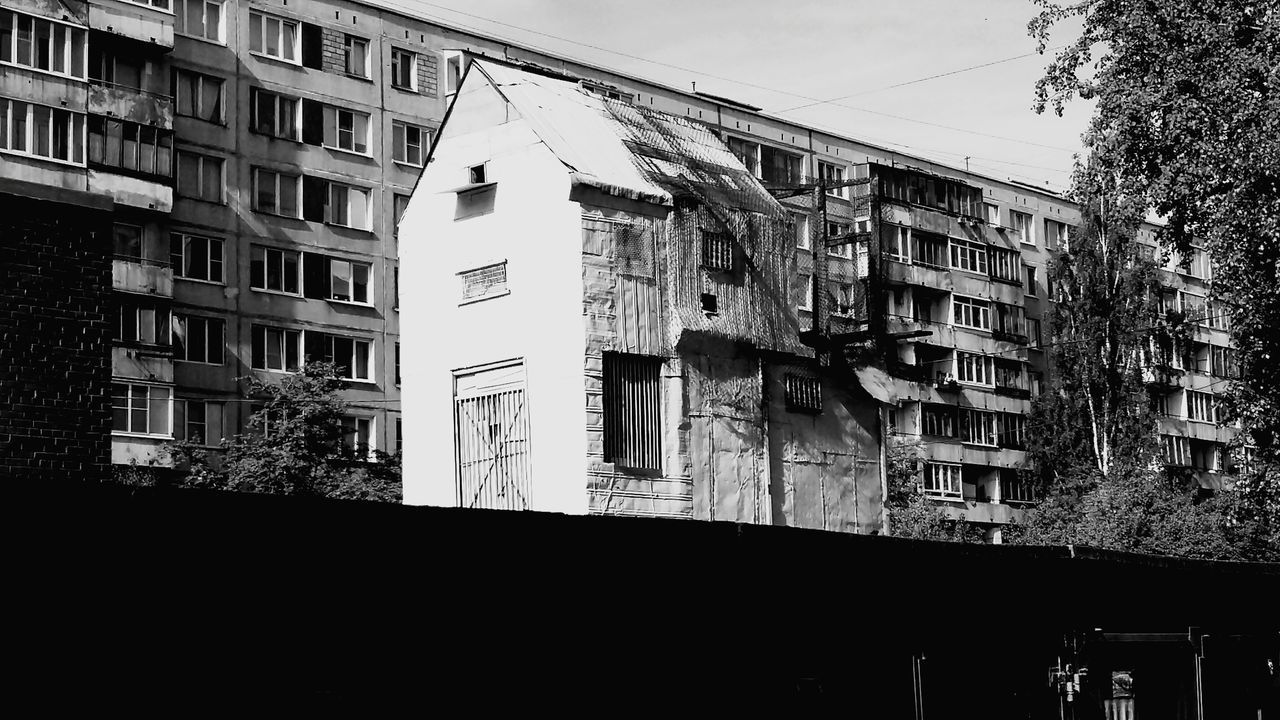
603, 353, 663, 470
784, 374, 822, 414
700, 229, 734, 272
460, 262, 508, 302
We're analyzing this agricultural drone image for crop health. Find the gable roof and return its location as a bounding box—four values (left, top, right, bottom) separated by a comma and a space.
472, 60, 782, 216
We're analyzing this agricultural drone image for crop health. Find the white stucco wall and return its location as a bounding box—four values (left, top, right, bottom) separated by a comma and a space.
400, 82, 588, 515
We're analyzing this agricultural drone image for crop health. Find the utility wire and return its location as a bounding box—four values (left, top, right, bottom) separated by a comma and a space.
376, 0, 1080, 156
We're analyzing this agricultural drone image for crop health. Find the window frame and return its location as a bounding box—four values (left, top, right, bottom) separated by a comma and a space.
324, 180, 372, 230
170, 232, 224, 284
343, 34, 370, 78
112, 382, 173, 438
952, 295, 991, 331
923, 462, 962, 500
320, 332, 374, 382
329, 258, 372, 305
390, 48, 417, 90
956, 351, 994, 387
1009, 210, 1035, 246
252, 166, 301, 218
249, 245, 301, 296
175, 0, 225, 44
391, 120, 428, 167
251, 324, 301, 373
247, 9, 298, 61
250, 87, 299, 141
172, 67, 225, 124
174, 398, 225, 447
0, 10, 87, 80
172, 313, 225, 366
0, 99, 85, 166
175, 150, 224, 203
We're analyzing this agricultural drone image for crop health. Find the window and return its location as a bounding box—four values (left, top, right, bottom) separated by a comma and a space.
726, 136, 759, 177
798, 273, 813, 311
784, 374, 822, 414
1, 99, 84, 164
250, 245, 300, 295
1009, 210, 1034, 245
112, 223, 143, 261
1163, 435, 1190, 466
826, 222, 852, 258
248, 10, 296, 60
819, 161, 845, 198
993, 302, 1025, 339
1023, 265, 1039, 296
391, 48, 416, 90
956, 351, 993, 386
394, 193, 411, 239
392, 121, 428, 166
469, 163, 487, 184
792, 213, 810, 250
117, 300, 171, 346
1180, 291, 1207, 324
884, 225, 909, 262
325, 182, 371, 229
176, 0, 224, 43
995, 359, 1027, 394
253, 167, 300, 217
172, 314, 224, 365
170, 233, 224, 283
341, 416, 374, 459
329, 259, 371, 304
0, 11, 86, 78
1029, 370, 1045, 397
1191, 440, 1222, 472
911, 231, 948, 268
998, 413, 1027, 449
1211, 346, 1239, 379
1185, 247, 1211, 279
174, 399, 224, 446
952, 295, 990, 330
1001, 471, 1036, 503
323, 106, 370, 154
123, 0, 171, 9
395, 343, 401, 386
1188, 390, 1216, 423
984, 202, 1000, 225
829, 281, 855, 316
1045, 219, 1070, 249
176, 151, 223, 202
313, 333, 372, 381
251, 325, 300, 372
251, 88, 298, 140
603, 353, 663, 470
961, 409, 997, 446
760, 145, 803, 184
1027, 318, 1043, 346
173, 69, 223, 123
87, 117, 171, 176
344, 35, 369, 77
460, 262, 508, 303
950, 238, 988, 274
701, 230, 734, 271
112, 383, 171, 436
924, 462, 961, 499
921, 404, 956, 437
989, 247, 1019, 283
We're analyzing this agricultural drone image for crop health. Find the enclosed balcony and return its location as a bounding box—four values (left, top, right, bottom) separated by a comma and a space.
113, 256, 172, 297
89, 82, 173, 129
89, 0, 174, 50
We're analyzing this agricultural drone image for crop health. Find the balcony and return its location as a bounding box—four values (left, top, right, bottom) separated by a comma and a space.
113, 256, 172, 297
112, 346, 173, 383
89, 81, 174, 130
89, 0, 175, 50
1143, 364, 1183, 388
88, 169, 173, 212
112, 434, 174, 467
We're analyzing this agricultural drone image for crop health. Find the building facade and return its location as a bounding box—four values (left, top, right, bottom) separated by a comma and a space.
0, 0, 1237, 529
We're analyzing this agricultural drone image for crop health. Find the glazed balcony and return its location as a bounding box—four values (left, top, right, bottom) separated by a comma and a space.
89, 0, 174, 51
89, 81, 174, 130
113, 256, 172, 297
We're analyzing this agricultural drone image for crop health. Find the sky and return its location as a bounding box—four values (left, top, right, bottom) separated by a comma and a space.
377, 0, 1093, 191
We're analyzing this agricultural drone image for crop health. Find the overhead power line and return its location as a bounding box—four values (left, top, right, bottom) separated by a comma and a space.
381, 0, 1079, 156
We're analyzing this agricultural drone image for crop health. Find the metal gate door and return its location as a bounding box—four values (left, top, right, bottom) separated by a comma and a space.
454, 362, 532, 510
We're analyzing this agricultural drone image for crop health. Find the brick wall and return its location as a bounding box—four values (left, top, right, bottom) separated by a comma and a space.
321, 28, 347, 75
0, 185, 112, 481
417, 52, 439, 97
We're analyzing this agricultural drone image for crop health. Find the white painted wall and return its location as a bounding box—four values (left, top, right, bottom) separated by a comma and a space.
400, 79, 588, 515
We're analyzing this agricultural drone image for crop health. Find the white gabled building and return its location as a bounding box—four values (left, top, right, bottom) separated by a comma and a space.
400, 60, 887, 532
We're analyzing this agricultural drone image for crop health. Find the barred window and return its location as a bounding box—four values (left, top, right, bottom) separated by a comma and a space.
924, 462, 962, 499
700, 229, 733, 271
603, 352, 663, 470
784, 374, 822, 414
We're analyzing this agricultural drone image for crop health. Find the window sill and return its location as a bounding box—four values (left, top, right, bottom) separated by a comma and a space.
0, 60, 86, 83
250, 287, 302, 298
112, 431, 175, 441
1, 147, 87, 169
341, 72, 373, 83
391, 83, 420, 94
459, 290, 510, 307
392, 160, 426, 170
340, 377, 377, 385
177, 32, 228, 47
324, 145, 374, 160
327, 298, 375, 308
248, 50, 302, 67
175, 359, 224, 367
322, 221, 374, 233
252, 367, 298, 375
175, 195, 227, 206
174, 277, 226, 287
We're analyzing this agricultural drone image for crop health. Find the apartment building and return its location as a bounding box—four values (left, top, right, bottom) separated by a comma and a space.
0, 0, 1236, 526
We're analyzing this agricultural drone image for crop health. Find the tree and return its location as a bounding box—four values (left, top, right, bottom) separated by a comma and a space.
171, 362, 401, 502
884, 438, 985, 543
1029, 0, 1280, 448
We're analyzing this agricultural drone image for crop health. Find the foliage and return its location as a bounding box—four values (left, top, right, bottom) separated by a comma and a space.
169, 362, 401, 503
1029, 0, 1280, 444
1030, 194, 1165, 485
884, 438, 984, 544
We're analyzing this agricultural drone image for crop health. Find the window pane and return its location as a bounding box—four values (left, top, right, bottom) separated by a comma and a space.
200, 76, 221, 122
255, 169, 275, 211
282, 21, 296, 61
254, 90, 274, 134
355, 341, 369, 379
279, 97, 295, 138
177, 71, 196, 116
266, 249, 282, 290
34, 19, 50, 70
392, 123, 404, 161
131, 385, 148, 432
353, 264, 368, 302
350, 187, 368, 229
283, 252, 298, 294
188, 317, 207, 361
0, 14, 12, 64
266, 329, 282, 369
178, 153, 198, 194
279, 175, 297, 217
201, 157, 220, 201
204, 2, 220, 42
112, 383, 128, 431
149, 386, 170, 435
32, 104, 50, 157
249, 12, 262, 53
185, 2, 204, 39
51, 24, 65, 73
332, 260, 351, 300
